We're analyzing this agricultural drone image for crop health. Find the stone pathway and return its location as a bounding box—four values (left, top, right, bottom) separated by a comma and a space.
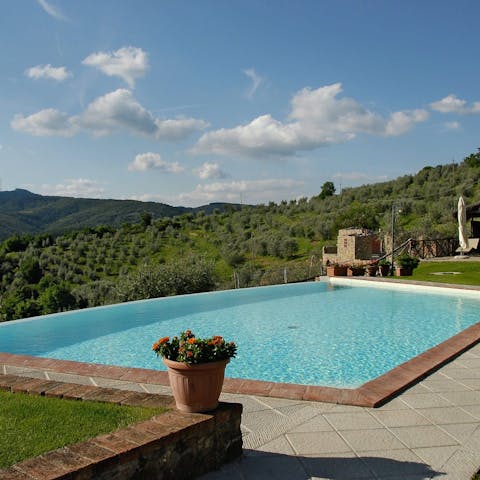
200, 344, 480, 480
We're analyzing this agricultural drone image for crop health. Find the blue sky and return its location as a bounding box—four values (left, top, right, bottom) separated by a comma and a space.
1, 0, 479, 206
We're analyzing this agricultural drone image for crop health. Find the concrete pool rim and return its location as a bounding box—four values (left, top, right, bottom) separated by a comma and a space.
1, 277, 480, 408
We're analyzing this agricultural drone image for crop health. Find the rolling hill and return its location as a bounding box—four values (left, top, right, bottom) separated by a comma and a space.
0, 189, 240, 240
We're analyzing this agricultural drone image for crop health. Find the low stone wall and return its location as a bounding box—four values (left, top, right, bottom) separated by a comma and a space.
0, 374, 243, 479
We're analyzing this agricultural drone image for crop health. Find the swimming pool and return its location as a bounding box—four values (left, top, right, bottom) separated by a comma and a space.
1, 280, 479, 388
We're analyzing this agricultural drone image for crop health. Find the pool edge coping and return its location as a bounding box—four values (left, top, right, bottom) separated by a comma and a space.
2, 278, 480, 408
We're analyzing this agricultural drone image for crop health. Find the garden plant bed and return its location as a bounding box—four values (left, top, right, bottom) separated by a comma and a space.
0, 374, 243, 480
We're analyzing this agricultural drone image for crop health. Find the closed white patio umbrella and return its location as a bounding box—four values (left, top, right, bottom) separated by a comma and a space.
458, 196, 468, 253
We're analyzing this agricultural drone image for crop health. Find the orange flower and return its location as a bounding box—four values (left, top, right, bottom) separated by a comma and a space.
159, 336, 170, 344
187, 338, 196, 344
152, 342, 159, 351
187, 351, 193, 357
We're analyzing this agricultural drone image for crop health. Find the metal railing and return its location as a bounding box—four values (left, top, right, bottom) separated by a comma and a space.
232, 261, 323, 289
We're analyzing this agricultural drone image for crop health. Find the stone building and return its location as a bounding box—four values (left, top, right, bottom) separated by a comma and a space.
322, 228, 384, 265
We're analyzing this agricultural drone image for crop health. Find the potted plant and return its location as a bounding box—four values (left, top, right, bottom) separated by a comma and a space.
327, 263, 347, 277
326, 263, 348, 276
347, 263, 365, 276
153, 330, 237, 413
366, 261, 378, 277
378, 259, 391, 277
395, 254, 419, 276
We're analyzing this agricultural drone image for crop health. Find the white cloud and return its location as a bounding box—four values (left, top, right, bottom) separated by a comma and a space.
194, 114, 302, 156
178, 178, 305, 205
194, 83, 429, 157
430, 94, 467, 113
384, 109, 429, 136
155, 117, 210, 141
243, 68, 263, 99
444, 121, 461, 130
128, 193, 169, 203
36, 0, 67, 21
128, 152, 184, 173
129, 178, 304, 206
430, 94, 480, 114
40, 178, 105, 198
79, 89, 158, 136
471, 102, 480, 113
11, 109, 78, 137
82, 47, 149, 87
25, 64, 72, 82
194, 162, 227, 179
11, 89, 208, 140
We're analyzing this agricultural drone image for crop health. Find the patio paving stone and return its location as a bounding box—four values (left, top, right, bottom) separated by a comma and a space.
256, 435, 297, 455
441, 422, 480, 445
286, 431, 352, 455
340, 429, 407, 452
288, 415, 334, 433
416, 406, 479, 425
359, 448, 436, 478
371, 408, 434, 427
412, 445, 458, 469
400, 392, 454, 409
323, 411, 384, 431
300, 452, 374, 479
389, 425, 460, 449
441, 448, 480, 480
456, 377, 480, 389
420, 378, 473, 393
234, 451, 308, 480
440, 390, 480, 406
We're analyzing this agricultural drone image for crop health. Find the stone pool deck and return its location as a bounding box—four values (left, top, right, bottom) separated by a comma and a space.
2, 345, 480, 479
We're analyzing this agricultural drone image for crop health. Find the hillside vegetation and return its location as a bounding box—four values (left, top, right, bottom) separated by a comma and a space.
0, 188, 241, 240
1, 149, 479, 322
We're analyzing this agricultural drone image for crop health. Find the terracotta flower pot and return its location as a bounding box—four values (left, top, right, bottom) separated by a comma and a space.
378, 265, 390, 277
326, 266, 347, 276
366, 266, 377, 277
395, 266, 413, 276
163, 358, 229, 413
347, 267, 365, 277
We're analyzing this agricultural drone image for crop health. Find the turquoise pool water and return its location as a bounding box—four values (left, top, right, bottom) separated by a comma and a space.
1, 281, 479, 388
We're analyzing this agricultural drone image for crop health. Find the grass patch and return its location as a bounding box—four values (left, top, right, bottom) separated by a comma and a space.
0, 390, 166, 469
410, 261, 480, 286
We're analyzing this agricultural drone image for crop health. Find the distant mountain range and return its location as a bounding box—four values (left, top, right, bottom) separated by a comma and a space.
0, 189, 241, 240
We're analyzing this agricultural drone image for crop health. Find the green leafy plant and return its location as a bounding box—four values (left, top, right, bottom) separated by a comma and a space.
152, 330, 237, 365
396, 254, 420, 269
348, 263, 366, 271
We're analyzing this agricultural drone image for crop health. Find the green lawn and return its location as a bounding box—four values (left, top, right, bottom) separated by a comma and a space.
0, 390, 166, 469
409, 261, 480, 286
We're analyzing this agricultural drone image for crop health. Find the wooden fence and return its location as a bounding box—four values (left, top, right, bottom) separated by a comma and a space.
407, 238, 459, 259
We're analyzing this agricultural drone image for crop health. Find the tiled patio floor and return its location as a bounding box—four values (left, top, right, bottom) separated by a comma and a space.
2, 345, 480, 479
202, 344, 480, 480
